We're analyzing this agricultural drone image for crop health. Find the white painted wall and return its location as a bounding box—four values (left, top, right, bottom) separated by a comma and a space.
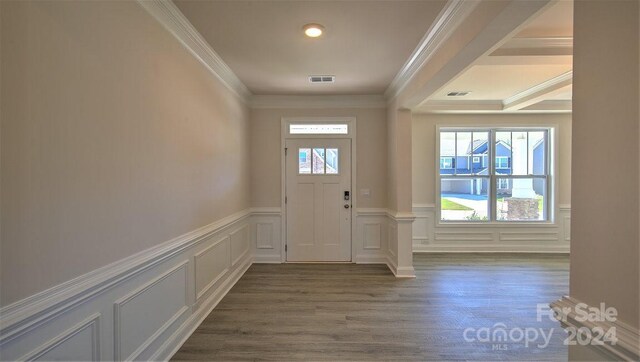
567, 0, 639, 359
0, 1, 259, 360
0, 1, 251, 306
412, 113, 571, 252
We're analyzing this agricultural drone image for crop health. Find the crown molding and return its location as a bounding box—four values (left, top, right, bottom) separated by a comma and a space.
249, 95, 387, 109
384, 0, 480, 102
416, 99, 571, 114
418, 100, 504, 113
136, 0, 252, 103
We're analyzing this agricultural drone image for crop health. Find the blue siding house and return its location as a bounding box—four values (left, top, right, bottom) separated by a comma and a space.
440, 139, 544, 195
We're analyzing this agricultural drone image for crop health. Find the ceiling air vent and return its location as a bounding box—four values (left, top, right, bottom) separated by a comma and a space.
309, 75, 335, 83
447, 91, 471, 96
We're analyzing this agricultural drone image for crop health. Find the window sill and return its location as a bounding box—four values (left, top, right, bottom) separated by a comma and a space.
436, 221, 558, 228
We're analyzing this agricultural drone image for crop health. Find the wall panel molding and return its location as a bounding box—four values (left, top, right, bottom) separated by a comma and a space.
0, 210, 253, 361
194, 237, 231, 301
19, 313, 101, 362
113, 261, 190, 361
413, 205, 571, 253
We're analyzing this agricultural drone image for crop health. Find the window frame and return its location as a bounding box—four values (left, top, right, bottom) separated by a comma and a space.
440, 157, 454, 169
436, 127, 553, 225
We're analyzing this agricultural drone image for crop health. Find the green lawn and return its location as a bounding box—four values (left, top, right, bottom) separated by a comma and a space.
441, 198, 473, 211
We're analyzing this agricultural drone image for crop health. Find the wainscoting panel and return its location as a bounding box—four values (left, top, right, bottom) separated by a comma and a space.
193, 236, 230, 301
250, 208, 282, 263
114, 261, 189, 361
363, 223, 382, 250
413, 204, 571, 253
353, 209, 390, 265
26, 314, 100, 362
0, 210, 253, 361
230, 225, 250, 267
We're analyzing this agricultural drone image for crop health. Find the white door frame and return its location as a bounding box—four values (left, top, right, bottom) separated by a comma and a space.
280, 117, 357, 263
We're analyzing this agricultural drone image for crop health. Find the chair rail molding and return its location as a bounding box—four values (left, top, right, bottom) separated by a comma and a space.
551, 296, 640, 361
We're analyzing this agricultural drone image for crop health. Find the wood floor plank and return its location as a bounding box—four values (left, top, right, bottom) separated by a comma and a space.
173, 253, 569, 361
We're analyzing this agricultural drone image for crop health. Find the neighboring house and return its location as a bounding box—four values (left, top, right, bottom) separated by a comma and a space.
440, 139, 544, 195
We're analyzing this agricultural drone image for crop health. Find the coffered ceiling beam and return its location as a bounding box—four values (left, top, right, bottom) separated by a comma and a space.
502, 70, 572, 111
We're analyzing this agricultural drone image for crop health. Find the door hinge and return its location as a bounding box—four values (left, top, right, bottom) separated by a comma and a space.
285, 147, 288, 155
285, 244, 287, 252
285, 196, 287, 204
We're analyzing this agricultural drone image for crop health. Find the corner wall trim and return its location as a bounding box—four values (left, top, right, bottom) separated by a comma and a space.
551, 296, 640, 361
136, 0, 252, 103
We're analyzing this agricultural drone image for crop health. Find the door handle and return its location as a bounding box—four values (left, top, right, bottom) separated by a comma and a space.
344, 204, 350, 209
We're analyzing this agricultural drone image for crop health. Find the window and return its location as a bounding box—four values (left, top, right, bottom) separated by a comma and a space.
298, 148, 311, 174
497, 178, 510, 190
439, 129, 550, 222
299, 147, 339, 174
496, 156, 509, 169
440, 157, 453, 169
289, 124, 348, 134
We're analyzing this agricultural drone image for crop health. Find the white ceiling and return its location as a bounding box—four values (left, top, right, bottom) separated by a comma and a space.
418, 0, 574, 113
174, 0, 447, 95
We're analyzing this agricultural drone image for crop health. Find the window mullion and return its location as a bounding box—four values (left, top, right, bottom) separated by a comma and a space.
489, 130, 496, 222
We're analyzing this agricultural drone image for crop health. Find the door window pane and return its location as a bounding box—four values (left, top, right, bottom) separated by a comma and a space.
298, 148, 311, 174
440, 178, 489, 221
312, 148, 325, 174
326, 148, 339, 174
496, 177, 546, 221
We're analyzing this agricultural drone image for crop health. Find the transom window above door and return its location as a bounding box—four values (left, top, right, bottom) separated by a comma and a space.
299, 147, 339, 174
290, 124, 348, 135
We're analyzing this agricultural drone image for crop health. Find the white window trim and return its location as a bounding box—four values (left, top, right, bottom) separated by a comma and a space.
435, 126, 556, 226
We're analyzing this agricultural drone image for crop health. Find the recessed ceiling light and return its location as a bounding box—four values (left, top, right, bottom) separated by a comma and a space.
303, 23, 324, 38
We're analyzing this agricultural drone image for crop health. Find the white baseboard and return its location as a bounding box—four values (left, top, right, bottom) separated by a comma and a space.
252, 255, 283, 263
551, 296, 639, 361
151, 256, 252, 361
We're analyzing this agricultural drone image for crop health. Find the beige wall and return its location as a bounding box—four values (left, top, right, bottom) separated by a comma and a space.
412, 113, 572, 207
249, 107, 387, 209
0, 1, 250, 306
570, 0, 639, 334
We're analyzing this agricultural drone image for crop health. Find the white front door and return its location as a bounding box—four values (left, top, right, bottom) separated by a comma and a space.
285, 138, 351, 261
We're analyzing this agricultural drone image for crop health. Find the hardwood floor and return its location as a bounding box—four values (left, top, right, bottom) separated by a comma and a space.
173, 254, 569, 361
